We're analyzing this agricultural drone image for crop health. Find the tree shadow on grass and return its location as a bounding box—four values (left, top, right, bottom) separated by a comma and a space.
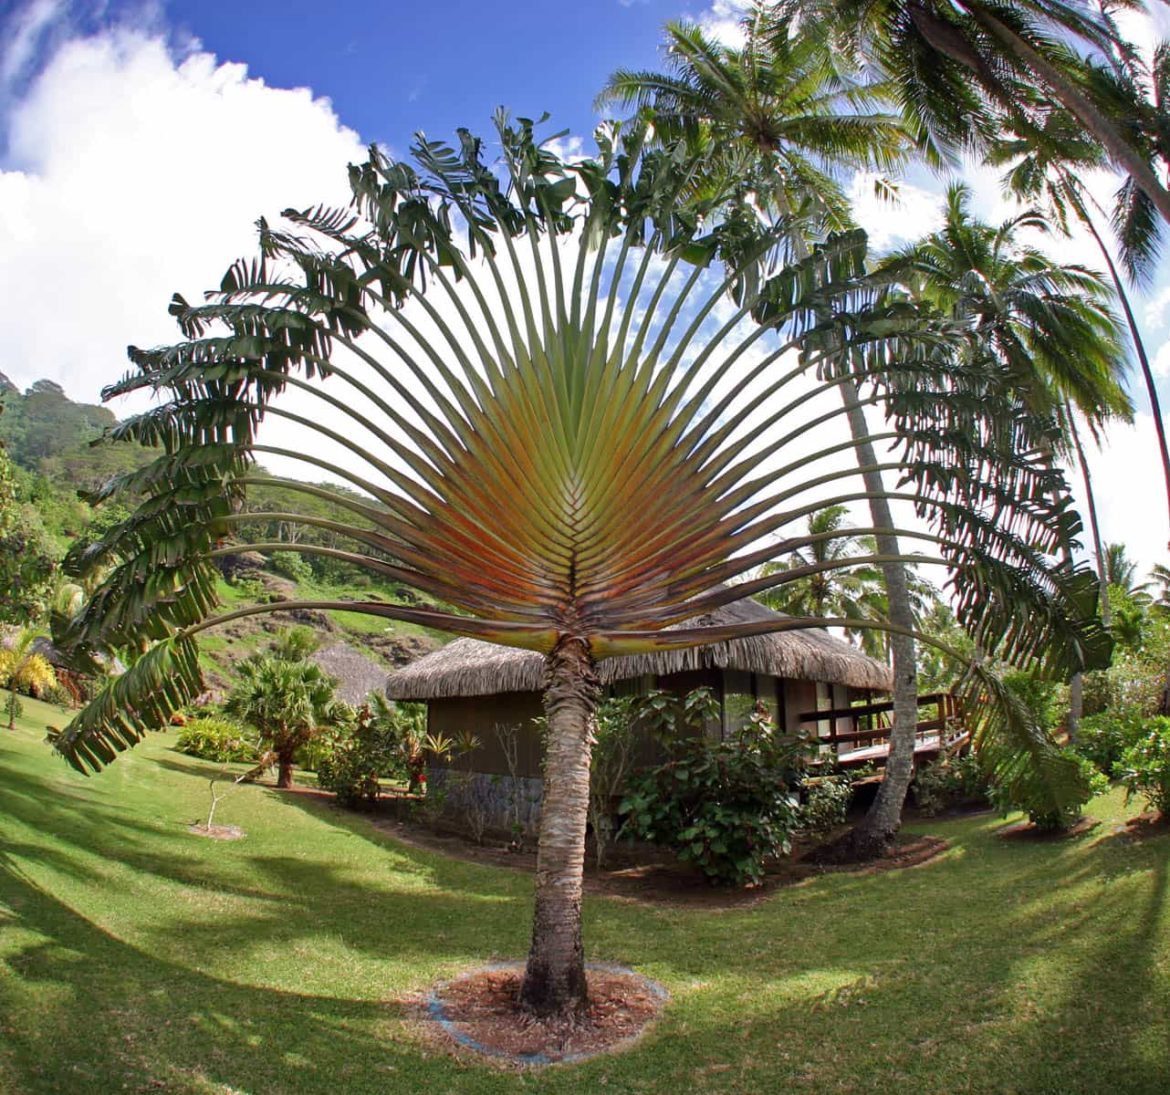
0, 857, 517, 1095
0, 761, 532, 971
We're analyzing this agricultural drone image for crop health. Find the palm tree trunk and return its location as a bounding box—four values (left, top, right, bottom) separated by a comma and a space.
829, 384, 920, 859
519, 635, 600, 1017
963, 5, 1170, 227
1067, 411, 1111, 629
1073, 201, 1170, 546
276, 748, 295, 789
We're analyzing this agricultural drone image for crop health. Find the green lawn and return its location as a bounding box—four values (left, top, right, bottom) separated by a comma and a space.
2, 692, 1168, 1094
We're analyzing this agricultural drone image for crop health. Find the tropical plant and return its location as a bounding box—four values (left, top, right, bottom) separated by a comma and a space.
600, 6, 927, 862
1075, 708, 1144, 777
316, 695, 433, 805
588, 694, 641, 869
757, 504, 941, 658
224, 642, 345, 789
1116, 715, 1170, 817
620, 716, 810, 885
790, 0, 1170, 227
174, 716, 259, 764
989, 749, 1106, 832
1103, 542, 1147, 597
912, 750, 990, 816
991, 122, 1170, 543
50, 120, 1107, 1017
886, 185, 1129, 426
0, 629, 57, 729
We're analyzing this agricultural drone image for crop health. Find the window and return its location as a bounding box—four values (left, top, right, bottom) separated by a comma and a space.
722, 670, 755, 738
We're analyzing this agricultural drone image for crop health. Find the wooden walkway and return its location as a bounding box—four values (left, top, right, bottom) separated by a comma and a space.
798, 692, 968, 770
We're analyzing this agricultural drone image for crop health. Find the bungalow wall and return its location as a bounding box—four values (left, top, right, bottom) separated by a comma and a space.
427, 668, 861, 783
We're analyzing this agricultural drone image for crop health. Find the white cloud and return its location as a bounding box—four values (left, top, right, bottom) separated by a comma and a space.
0, 25, 365, 406
1154, 342, 1170, 380
849, 172, 943, 253
697, 0, 748, 46
1071, 412, 1170, 578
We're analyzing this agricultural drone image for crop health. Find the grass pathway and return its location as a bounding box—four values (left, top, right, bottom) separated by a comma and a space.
1, 692, 1167, 1093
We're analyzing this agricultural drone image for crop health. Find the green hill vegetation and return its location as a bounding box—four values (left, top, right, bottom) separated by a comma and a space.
0, 374, 439, 692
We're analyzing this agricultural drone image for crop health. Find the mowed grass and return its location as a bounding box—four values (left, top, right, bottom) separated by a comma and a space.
2, 691, 1168, 1094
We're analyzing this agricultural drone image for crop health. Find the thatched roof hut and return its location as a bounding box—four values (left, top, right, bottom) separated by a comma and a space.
387, 598, 891, 699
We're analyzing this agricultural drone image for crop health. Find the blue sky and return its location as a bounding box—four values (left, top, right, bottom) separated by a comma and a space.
0, 0, 1168, 574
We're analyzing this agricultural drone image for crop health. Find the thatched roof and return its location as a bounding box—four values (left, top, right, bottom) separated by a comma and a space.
386, 598, 892, 700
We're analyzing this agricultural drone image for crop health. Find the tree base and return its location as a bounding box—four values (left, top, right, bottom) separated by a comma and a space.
805, 824, 898, 865
426, 962, 666, 1066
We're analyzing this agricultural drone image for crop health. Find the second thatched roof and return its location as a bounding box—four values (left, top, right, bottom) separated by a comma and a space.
386, 598, 892, 700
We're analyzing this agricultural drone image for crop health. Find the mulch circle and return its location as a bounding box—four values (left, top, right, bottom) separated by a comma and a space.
187, 823, 246, 841
425, 961, 667, 1067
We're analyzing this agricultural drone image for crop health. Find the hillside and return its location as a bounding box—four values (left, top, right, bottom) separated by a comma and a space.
0, 375, 441, 701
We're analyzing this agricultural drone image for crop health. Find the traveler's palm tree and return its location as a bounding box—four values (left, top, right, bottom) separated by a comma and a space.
51, 121, 1107, 1016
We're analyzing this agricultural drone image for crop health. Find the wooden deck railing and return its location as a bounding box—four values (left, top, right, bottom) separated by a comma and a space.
797, 692, 966, 767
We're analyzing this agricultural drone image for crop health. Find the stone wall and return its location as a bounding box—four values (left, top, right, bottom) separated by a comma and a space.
426, 765, 544, 839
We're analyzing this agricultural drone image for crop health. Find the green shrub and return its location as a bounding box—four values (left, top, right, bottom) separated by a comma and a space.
317, 701, 414, 808
620, 721, 807, 886
1003, 670, 1063, 734
1075, 710, 1145, 776
1116, 716, 1170, 816
913, 752, 991, 817
796, 774, 853, 837
989, 751, 1105, 832
295, 733, 342, 773
39, 682, 75, 708
270, 550, 313, 584
175, 717, 258, 763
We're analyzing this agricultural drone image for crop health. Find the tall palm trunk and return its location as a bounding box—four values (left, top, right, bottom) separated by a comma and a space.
957, 4, 1170, 226
788, 213, 919, 861
519, 635, 600, 1016
829, 384, 919, 859
1067, 412, 1111, 630
276, 742, 295, 789
1073, 199, 1170, 545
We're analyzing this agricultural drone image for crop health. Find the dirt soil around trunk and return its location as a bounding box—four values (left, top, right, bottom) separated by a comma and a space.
187, 823, 246, 841
421, 962, 666, 1067
370, 812, 949, 910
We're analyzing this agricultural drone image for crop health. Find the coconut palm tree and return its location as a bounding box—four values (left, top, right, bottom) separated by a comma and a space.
757, 504, 941, 659
50, 121, 1105, 1017
600, 6, 925, 861
791, 0, 1170, 225
887, 182, 1131, 738
990, 118, 1170, 546
884, 184, 1130, 427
